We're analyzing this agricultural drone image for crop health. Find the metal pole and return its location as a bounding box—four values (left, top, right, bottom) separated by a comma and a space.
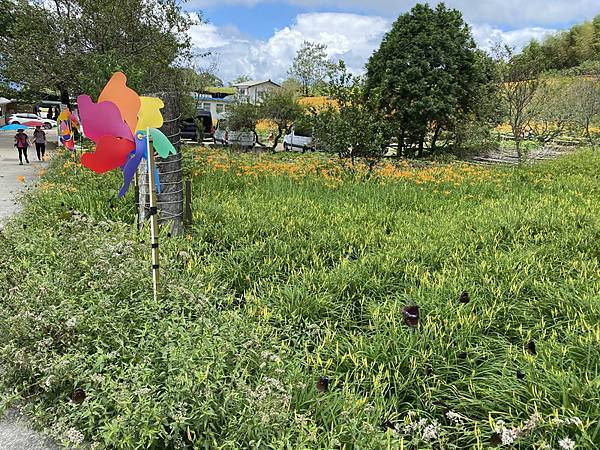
184, 179, 193, 227
146, 129, 160, 302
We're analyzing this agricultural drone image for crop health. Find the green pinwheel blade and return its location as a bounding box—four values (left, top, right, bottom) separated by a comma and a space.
150, 128, 176, 158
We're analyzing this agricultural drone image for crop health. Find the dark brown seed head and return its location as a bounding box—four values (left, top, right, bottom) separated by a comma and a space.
380, 420, 395, 431
424, 366, 433, 376
71, 387, 86, 404
316, 376, 329, 392
402, 305, 420, 328
516, 369, 526, 380
527, 340, 537, 356
490, 432, 502, 446
459, 291, 470, 304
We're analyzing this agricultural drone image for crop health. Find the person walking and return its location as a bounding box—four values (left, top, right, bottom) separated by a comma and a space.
32, 125, 46, 161
46, 106, 53, 120
14, 129, 30, 165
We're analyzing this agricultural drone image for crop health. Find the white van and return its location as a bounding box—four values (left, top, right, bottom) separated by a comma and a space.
213, 119, 255, 149
283, 129, 313, 152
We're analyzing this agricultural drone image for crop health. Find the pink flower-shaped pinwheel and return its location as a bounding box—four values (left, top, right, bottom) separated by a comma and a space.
77, 72, 176, 196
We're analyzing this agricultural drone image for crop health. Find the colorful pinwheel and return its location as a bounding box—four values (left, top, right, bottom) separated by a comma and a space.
77, 72, 176, 197
57, 108, 75, 151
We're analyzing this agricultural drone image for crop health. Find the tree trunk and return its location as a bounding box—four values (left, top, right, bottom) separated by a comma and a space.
430, 124, 441, 153
60, 87, 71, 108
156, 92, 184, 235
418, 133, 424, 157
138, 92, 184, 235
271, 127, 284, 152
398, 129, 405, 158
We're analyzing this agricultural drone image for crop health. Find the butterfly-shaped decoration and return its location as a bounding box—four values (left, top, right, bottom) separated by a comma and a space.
77, 72, 176, 197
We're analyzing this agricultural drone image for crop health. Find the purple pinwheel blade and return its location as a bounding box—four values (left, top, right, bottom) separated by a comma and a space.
118, 133, 147, 197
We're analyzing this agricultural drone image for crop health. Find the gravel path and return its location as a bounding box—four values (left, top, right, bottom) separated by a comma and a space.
0, 129, 60, 448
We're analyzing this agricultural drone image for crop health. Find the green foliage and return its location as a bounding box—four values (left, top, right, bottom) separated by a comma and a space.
1, 0, 195, 102
230, 75, 252, 85
226, 101, 261, 133
366, 3, 491, 156
496, 46, 544, 159
289, 41, 335, 96
259, 90, 304, 150
520, 14, 600, 73
1, 149, 600, 448
313, 64, 389, 167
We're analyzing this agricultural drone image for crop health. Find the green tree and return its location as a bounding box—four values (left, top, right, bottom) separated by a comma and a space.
528, 78, 577, 143
289, 41, 334, 96
571, 77, 600, 146
226, 101, 262, 146
520, 14, 600, 73
365, 3, 489, 157
1, 0, 194, 104
259, 90, 303, 151
496, 46, 544, 160
313, 62, 390, 167
231, 75, 252, 85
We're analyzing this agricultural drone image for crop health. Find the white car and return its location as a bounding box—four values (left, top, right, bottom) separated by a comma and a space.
8, 113, 57, 129
283, 129, 313, 152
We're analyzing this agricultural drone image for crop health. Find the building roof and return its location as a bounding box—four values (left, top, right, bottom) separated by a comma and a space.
0, 97, 12, 106
202, 86, 236, 95
231, 79, 281, 88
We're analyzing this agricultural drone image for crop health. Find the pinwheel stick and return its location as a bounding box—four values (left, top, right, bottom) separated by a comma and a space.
146, 130, 160, 302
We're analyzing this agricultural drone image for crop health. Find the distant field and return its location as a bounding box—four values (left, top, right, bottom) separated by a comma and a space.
0, 148, 598, 448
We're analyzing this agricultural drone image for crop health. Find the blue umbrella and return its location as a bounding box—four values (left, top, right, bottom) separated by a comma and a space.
0, 123, 31, 131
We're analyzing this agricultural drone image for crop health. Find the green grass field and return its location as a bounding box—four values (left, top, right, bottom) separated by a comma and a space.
0, 148, 599, 449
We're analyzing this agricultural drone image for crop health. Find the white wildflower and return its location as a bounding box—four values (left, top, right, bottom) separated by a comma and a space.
558, 437, 575, 450
44, 376, 54, 389
501, 428, 521, 446
523, 413, 541, 432
445, 410, 464, 425
91, 374, 105, 384
422, 422, 440, 441
566, 417, 582, 427
494, 419, 506, 433
64, 427, 84, 445
65, 317, 77, 328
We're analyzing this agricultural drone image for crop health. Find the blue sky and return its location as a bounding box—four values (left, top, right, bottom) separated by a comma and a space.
185, 0, 600, 83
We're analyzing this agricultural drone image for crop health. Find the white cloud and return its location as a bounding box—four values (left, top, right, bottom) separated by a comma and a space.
188, 11, 564, 83
471, 25, 557, 52
188, 0, 600, 28
190, 13, 391, 82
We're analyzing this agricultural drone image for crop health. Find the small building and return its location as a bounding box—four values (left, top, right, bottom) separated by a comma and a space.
192, 87, 237, 123
0, 97, 11, 125
231, 80, 281, 104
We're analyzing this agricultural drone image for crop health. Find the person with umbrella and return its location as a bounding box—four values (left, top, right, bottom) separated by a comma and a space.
14, 128, 30, 165
32, 125, 46, 161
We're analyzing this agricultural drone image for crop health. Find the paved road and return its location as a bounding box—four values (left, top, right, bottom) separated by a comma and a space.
0, 128, 60, 448
0, 129, 56, 227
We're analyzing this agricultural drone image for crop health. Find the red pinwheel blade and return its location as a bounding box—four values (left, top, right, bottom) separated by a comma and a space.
81, 136, 135, 174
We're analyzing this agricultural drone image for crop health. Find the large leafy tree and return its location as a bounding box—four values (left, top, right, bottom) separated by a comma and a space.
2, 0, 195, 103
289, 41, 334, 97
365, 3, 489, 156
